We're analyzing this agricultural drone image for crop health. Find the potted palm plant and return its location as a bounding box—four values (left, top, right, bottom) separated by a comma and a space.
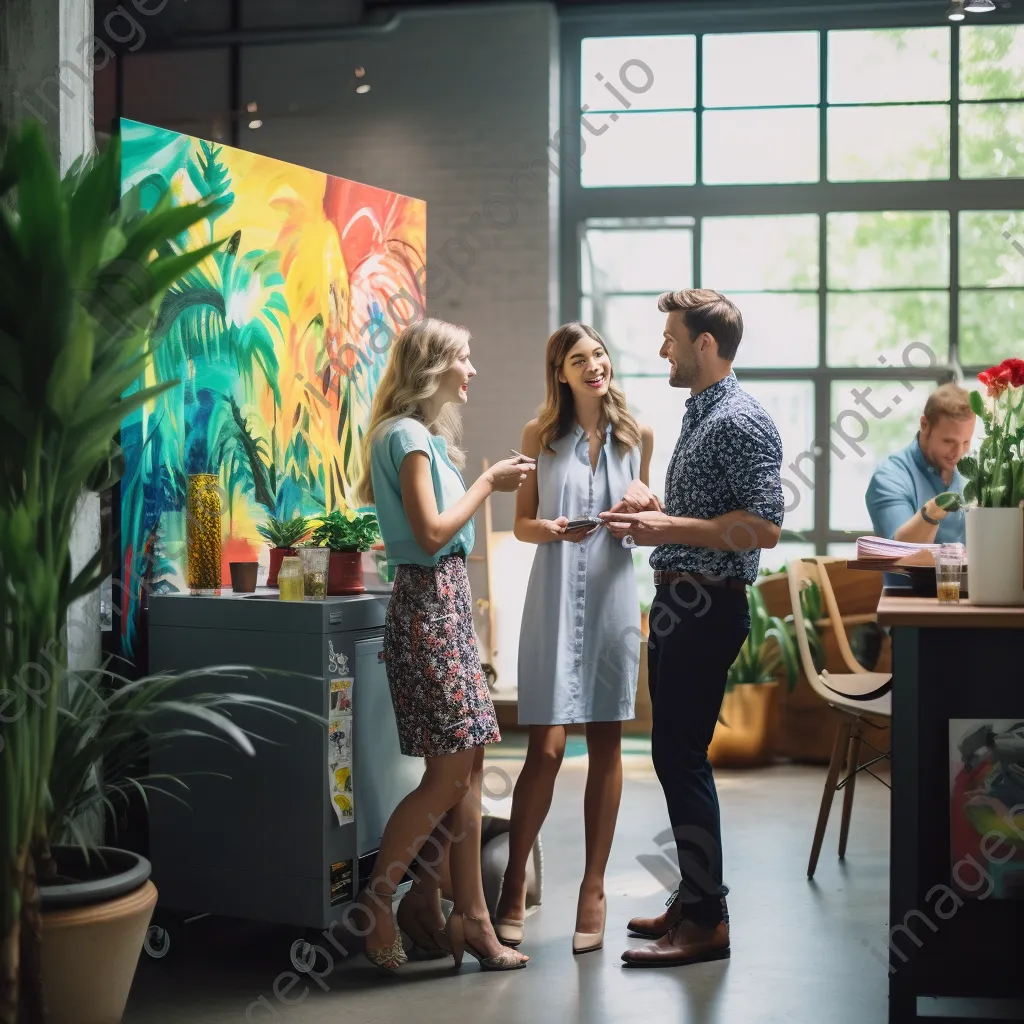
0, 119, 236, 1024
959, 358, 1024, 606
708, 585, 804, 768
310, 508, 380, 594
39, 665, 310, 1024
255, 514, 311, 586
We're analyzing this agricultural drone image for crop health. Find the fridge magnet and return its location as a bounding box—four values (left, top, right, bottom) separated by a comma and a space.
328, 641, 350, 677
330, 677, 353, 716
330, 860, 353, 907
328, 717, 354, 825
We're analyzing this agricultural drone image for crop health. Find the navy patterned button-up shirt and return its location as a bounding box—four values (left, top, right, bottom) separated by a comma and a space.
650, 373, 785, 584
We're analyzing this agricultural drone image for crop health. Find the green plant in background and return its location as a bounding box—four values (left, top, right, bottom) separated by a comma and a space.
311, 508, 380, 553
256, 514, 312, 550
726, 586, 803, 693
0, 121, 224, 1024
46, 667, 316, 853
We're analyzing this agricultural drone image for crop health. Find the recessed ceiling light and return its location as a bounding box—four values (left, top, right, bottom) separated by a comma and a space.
355, 84, 371, 95
964, 0, 996, 10
947, 0, 966, 19
248, 119, 263, 129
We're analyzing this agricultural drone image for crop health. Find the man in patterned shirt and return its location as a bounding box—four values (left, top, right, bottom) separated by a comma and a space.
601, 288, 784, 968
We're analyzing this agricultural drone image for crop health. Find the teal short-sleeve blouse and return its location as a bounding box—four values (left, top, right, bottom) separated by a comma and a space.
370, 417, 475, 567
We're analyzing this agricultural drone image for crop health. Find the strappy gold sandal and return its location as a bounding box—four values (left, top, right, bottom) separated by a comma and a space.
363, 932, 408, 973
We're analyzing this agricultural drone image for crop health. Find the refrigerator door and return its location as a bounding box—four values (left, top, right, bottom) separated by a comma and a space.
353, 638, 422, 858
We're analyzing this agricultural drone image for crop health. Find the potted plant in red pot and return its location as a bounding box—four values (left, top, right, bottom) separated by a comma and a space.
256, 515, 311, 586
311, 508, 381, 594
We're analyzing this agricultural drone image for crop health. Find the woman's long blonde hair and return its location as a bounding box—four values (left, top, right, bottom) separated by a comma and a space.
536, 322, 641, 455
356, 318, 469, 505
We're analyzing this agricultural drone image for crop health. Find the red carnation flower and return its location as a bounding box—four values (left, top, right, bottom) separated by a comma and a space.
997, 357, 1024, 388
978, 364, 1014, 397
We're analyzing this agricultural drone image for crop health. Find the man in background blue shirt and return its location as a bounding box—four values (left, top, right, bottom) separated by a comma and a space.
865, 382, 975, 585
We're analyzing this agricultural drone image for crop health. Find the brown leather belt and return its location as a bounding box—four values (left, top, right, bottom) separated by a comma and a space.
653, 570, 747, 594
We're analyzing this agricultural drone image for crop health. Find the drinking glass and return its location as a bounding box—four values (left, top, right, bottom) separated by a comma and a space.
935, 543, 964, 605
300, 546, 330, 601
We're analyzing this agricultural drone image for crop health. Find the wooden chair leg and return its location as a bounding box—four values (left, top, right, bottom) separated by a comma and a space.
838, 723, 862, 860
808, 716, 852, 878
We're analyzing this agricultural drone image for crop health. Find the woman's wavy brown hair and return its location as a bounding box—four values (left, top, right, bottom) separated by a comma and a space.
535, 322, 641, 455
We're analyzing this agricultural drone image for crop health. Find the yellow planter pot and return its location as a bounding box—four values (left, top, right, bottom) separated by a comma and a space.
709, 681, 779, 768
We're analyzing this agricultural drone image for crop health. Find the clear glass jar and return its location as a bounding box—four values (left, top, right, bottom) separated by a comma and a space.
278, 556, 304, 602
299, 546, 330, 601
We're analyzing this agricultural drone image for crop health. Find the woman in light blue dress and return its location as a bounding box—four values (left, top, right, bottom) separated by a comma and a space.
493, 323, 654, 955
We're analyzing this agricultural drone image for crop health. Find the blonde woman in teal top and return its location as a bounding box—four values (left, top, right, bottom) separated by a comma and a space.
354, 317, 534, 974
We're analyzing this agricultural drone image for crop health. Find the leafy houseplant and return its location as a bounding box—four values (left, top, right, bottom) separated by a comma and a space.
709, 586, 803, 769
311, 508, 380, 553
958, 357, 1024, 606
311, 508, 380, 595
726, 586, 803, 695
788, 579, 827, 677
256, 514, 311, 587
0, 120, 227, 1024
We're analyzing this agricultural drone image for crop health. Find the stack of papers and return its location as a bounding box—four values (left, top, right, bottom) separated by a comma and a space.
854, 536, 965, 567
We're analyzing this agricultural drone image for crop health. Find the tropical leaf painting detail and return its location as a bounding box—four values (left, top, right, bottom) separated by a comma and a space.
118, 119, 426, 656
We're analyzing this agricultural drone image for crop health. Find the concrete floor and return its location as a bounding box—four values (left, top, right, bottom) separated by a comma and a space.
125, 745, 892, 1024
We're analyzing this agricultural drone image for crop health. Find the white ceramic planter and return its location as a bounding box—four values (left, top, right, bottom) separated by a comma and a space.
965, 506, 1024, 606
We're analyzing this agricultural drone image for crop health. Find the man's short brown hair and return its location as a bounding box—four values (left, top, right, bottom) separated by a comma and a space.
923, 382, 974, 426
658, 289, 744, 361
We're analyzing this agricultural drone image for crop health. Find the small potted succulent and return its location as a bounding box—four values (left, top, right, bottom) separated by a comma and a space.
311, 508, 381, 594
256, 515, 312, 587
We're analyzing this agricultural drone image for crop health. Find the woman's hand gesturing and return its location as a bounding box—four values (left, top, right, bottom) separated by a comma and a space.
486, 455, 536, 493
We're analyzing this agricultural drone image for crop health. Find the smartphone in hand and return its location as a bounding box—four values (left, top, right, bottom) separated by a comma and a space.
565, 516, 602, 531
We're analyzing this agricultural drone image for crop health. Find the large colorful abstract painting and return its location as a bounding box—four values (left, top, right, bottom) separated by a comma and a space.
117, 118, 426, 657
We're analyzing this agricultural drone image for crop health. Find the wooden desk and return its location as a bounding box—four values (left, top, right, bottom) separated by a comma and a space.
879, 594, 1024, 1023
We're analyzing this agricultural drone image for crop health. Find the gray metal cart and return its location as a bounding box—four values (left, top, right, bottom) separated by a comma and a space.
144, 588, 423, 960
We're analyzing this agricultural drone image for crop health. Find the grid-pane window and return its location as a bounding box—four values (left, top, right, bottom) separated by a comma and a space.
827, 28, 950, 182
702, 32, 820, 185
580, 36, 697, 187
569, 18, 1024, 562
960, 25, 1024, 179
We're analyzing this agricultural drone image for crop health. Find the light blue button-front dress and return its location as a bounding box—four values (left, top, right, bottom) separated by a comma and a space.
517, 424, 642, 725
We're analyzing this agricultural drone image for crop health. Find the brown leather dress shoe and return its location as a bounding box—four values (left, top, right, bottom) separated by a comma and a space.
620, 918, 730, 969
626, 888, 684, 939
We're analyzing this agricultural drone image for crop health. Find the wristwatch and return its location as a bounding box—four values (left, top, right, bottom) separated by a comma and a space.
920, 502, 941, 526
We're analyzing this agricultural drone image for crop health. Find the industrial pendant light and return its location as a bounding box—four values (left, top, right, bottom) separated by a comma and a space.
947, 0, 966, 20
964, 0, 997, 11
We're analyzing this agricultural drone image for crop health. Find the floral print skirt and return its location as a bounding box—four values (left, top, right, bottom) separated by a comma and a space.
384, 555, 500, 757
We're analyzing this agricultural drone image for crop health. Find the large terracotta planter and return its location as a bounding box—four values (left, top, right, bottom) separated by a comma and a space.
708, 681, 779, 768
327, 550, 364, 594
966, 506, 1024, 606
40, 847, 157, 1024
